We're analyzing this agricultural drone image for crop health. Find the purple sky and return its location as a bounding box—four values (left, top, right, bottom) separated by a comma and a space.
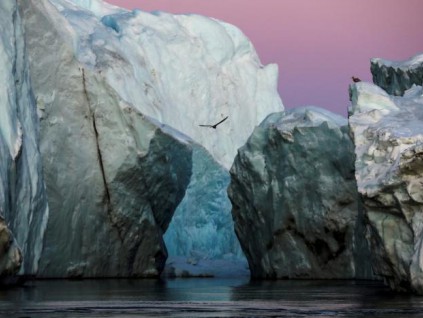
106, 0, 423, 116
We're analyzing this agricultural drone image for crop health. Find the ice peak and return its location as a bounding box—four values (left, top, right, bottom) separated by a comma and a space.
262, 106, 347, 134
371, 53, 423, 70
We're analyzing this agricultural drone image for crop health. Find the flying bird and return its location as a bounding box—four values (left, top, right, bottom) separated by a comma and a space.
351, 76, 361, 83
199, 116, 228, 129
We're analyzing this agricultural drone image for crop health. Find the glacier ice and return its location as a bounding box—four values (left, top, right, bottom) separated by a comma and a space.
228, 107, 373, 279
0, 0, 49, 276
40, 0, 282, 269
349, 79, 423, 293
164, 145, 245, 261
0, 0, 283, 279
5, 0, 423, 289
371, 53, 423, 96
20, 0, 192, 278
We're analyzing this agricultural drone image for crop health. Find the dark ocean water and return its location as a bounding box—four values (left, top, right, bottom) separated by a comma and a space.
1, 278, 423, 317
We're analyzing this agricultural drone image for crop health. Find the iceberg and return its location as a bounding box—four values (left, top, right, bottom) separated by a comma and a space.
39, 0, 283, 269
0, 0, 283, 278
371, 53, 423, 96
228, 107, 373, 279
19, 0, 193, 278
349, 78, 423, 293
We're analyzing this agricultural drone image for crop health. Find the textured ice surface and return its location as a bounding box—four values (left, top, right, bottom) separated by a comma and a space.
0, 0, 49, 276
19, 0, 193, 278
48, 0, 279, 264
47, 0, 284, 169
62, 0, 120, 16
372, 54, 423, 69
0, 0, 282, 277
349, 79, 423, 293
164, 145, 245, 261
229, 107, 373, 279
371, 53, 423, 96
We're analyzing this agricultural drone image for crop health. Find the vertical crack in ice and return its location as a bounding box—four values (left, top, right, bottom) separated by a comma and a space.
81, 68, 123, 243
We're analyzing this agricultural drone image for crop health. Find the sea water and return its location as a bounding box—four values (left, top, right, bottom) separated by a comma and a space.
1, 278, 423, 317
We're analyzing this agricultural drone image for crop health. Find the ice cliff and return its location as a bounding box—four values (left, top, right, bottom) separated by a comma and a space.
228, 107, 373, 279
0, 0, 49, 277
1, 0, 283, 278
349, 76, 423, 292
39, 0, 283, 268
19, 0, 194, 278
3, 0, 423, 289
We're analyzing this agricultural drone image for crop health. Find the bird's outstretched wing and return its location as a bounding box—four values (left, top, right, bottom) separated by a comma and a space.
212, 116, 228, 128
199, 116, 229, 129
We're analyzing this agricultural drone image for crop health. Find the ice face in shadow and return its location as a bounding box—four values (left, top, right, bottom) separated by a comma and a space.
349, 79, 423, 294
37, 0, 276, 272
0, 0, 49, 277
19, 0, 192, 278
228, 107, 373, 279
164, 145, 246, 276
371, 53, 423, 96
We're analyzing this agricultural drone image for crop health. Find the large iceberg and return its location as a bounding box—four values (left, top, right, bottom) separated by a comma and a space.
228, 107, 373, 279
349, 79, 423, 293
19, 0, 193, 278
0, 0, 284, 278
34, 0, 283, 267
164, 145, 246, 269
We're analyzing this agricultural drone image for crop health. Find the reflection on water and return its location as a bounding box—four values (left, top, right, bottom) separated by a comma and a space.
1, 278, 423, 317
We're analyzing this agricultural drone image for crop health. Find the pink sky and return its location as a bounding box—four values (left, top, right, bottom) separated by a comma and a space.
106, 0, 423, 116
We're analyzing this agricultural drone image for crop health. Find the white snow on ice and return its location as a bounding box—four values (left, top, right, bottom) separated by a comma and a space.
47, 0, 284, 169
